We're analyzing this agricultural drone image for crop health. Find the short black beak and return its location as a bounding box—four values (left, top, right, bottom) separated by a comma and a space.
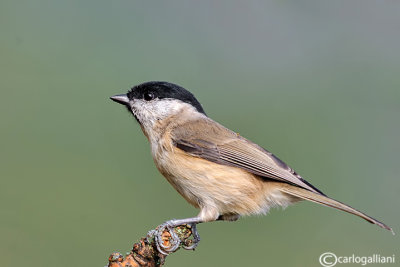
110, 94, 129, 105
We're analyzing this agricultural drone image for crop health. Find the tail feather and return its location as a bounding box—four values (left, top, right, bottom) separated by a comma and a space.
278, 184, 394, 235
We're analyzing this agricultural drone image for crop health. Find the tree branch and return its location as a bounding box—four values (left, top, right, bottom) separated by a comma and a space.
107, 224, 197, 267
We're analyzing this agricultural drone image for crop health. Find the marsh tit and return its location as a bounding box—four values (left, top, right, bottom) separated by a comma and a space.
110, 81, 392, 254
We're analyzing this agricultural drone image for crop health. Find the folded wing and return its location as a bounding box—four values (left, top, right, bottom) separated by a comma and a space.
171, 118, 325, 195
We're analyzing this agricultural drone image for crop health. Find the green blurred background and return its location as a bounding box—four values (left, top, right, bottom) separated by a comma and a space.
1, 1, 399, 266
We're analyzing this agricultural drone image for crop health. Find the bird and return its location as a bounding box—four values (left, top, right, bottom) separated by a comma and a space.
110, 81, 393, 254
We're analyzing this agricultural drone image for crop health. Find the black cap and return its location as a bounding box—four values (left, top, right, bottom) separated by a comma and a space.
127, 81, 206, 115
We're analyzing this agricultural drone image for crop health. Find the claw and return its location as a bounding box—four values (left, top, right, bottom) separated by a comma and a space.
158, 223, 181, 254
151, 221, 181, 255
181, 223, 200, 250
148, 220, 201, 255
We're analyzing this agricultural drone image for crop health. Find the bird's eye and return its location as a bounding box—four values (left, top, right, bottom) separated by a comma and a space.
143, 92, 155, 101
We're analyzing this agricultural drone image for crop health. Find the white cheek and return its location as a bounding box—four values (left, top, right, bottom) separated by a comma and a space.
132, 99, 188, 124
131, 98, 205, 145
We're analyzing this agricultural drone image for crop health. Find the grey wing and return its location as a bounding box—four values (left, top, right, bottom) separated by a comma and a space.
171, 119, 325, 195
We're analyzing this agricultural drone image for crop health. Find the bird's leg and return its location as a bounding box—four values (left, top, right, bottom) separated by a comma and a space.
147, 217, 203, 255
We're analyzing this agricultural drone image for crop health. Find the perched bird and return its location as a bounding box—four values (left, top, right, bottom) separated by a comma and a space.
110, 81, 392, 253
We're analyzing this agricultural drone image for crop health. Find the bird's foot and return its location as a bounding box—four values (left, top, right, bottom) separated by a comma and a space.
146, 220, 201, 255
146, 221, 180, 255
